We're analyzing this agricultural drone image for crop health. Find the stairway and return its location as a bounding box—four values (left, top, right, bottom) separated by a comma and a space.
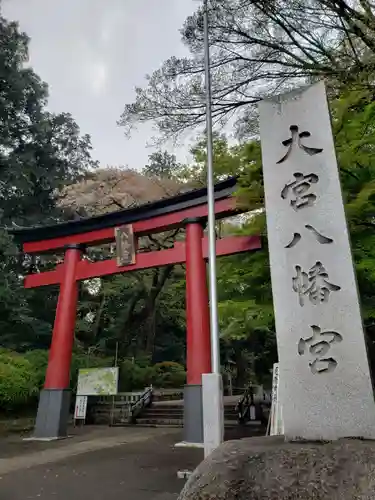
136, 402, 184, 427
134, 400, 257, 429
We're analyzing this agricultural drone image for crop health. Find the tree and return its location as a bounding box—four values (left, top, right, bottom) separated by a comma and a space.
0, 15, 97, 227
63, 168, 187, 360
183, 90, 375, 384
175, 134, 276, 385
119, 0, 375, 141
183, 133, 245, 187
0, 13, 97, 351
142, 151, 183, 181
229, 85, 375, 377
59, 167, 181, 216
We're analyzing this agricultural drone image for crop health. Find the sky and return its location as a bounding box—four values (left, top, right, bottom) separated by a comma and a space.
2, 0, 197, 170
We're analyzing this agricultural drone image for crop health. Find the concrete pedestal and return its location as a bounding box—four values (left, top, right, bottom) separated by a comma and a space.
202, 373, 224, 457
34, 389, 70, 439
184, 384, 203, 444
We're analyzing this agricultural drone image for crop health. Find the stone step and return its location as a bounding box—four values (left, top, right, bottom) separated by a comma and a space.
141, 413, 183, 420
137, 418, 183, 427
152, 403, 184, 409
142, 414, 238, 424
142, 409, 238, 418
134, 418, 254, 429
145, 407, 184, 414
152, 392, 183, 402
148, 407, 238, 414
112, 422, 181, 428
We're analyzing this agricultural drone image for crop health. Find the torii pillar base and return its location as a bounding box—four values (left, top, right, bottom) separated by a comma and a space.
34, 389, 71, 440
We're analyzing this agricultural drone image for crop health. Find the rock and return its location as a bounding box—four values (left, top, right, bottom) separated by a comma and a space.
178, 436, 375, 499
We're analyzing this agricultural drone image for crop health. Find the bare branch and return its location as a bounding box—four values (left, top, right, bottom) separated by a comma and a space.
119, 0, 375, 141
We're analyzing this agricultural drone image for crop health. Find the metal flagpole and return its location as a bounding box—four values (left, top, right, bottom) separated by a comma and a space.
203, 0, 220, 375
202, 0, 224, 456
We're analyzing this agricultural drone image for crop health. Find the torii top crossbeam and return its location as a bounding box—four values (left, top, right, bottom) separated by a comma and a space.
11, 176, 240, 253
10, 177, 261, 289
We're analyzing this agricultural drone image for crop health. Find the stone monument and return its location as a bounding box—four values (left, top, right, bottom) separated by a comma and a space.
178, 81, 375, 500
258, 81, 375, 440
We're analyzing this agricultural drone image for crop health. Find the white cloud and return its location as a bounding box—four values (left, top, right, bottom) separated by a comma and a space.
87, 61, 108, 95
3, 0, 197, 168
99, 25, 112, 45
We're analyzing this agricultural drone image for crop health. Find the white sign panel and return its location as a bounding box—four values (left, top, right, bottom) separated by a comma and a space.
77, 367, 119, 396
270, 363, 283, 436
259, 82, 375, 440
74, 395, 88, 420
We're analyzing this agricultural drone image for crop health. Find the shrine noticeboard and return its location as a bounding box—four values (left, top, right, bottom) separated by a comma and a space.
77, 367, 119, 396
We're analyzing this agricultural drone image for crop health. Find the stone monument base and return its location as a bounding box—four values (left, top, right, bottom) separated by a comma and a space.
178, 435, 375, 499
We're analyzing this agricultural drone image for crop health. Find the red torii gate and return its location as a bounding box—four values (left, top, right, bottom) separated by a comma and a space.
10, 177, 261, 443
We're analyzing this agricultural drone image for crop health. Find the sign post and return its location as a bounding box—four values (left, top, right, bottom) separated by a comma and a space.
269, 363, 283, 436
74, 395, 88, 423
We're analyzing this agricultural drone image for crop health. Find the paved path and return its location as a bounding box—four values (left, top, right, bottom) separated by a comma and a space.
0, 427, 203, 500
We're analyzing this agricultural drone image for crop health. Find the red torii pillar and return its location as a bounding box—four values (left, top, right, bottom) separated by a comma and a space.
183, 217, 212, 444
34, 244, 84, 439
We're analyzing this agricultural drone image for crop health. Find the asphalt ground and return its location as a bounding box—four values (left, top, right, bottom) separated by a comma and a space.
0, 427, 203, 500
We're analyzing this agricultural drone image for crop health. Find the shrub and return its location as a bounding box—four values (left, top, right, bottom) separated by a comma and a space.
0, 349, 39, 412
23, 350, 49, 390
153, 361, 185, 373
118, 360, 186, 391
0, 346, 186, 411
153, 361, 186, 388
157, 370, 186, 388
119, 360, 149, 392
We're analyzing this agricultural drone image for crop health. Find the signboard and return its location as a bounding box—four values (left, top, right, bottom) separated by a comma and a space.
269, 363, 284, 436
115, 224, 136, 267
74, 395, 88, 420
77, 367, 119, 396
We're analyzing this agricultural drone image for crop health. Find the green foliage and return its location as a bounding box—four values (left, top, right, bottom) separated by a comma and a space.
0, 349, 39, 411
0, 348, 116, 412
118, 360, 151, 391
142, 151, 184, 181
119, 359, 186, 392
182, 133, 243, 186
153, 361, 186, 388
330, 88, 375, 329
157, 370, 186, 389
153, 361, 184, 373
221, 84, 375, 380
23, 350, 49, 389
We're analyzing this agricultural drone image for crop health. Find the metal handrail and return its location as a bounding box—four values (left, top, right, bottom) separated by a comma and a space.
236, 386, 255, 424
129, 386, 153, 423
